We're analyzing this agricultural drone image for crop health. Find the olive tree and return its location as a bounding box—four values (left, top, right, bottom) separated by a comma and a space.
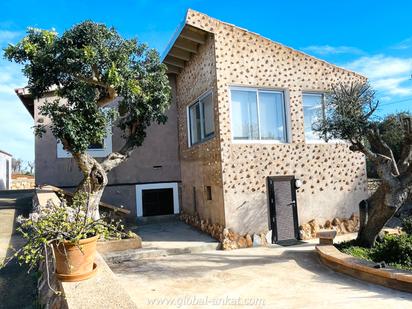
5, 22, 171, 219
316, 83, 412, 247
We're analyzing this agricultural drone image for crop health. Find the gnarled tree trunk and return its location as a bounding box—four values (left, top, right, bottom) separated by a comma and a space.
70, 142, 131, 219
357, 183, 409, 247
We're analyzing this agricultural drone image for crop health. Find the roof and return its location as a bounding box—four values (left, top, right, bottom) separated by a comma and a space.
161, 9, 365, 79
15, 87, 34, 118
0, 149, 12, 157
161, 10, 211, 75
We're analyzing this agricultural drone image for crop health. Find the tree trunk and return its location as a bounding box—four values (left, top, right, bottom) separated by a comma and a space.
73, 152, 108, 220
356, 182, 409, 247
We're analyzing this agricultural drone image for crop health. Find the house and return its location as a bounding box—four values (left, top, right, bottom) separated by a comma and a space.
16, 9, 368, 243
0, 150, 12, 190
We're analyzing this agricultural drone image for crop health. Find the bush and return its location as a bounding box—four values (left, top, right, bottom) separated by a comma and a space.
336, 234, 412, 271
402, 217, 412, 235
370, 234, 412, 269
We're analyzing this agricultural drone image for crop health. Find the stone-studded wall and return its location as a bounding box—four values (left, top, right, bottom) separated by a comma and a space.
185, 10, 368, 235
174, 32, 225, 225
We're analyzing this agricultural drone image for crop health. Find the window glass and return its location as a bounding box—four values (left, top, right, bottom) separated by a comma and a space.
230, 88, 287, 142
189, 103, 202, 145
201, 93, 214, 138
188, 91, 214, 146
303, 93, 323, 141
231, 90, 259, 140
259, 92, 286, 141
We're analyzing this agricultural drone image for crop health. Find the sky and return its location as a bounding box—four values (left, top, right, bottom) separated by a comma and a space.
0, 0, 411, 162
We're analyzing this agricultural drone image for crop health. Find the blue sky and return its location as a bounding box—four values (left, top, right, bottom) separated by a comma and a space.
0, 0, 411, 162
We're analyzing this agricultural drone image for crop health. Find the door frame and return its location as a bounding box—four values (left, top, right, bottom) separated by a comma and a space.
267, 175, 299, 243
135, 182, 180, 217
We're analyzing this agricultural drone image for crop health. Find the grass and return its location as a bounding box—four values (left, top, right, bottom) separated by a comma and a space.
335, 236, 412, 272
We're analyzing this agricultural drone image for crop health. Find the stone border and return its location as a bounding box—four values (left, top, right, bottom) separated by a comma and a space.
97, 237, 142, 254
316, 245, 412, 293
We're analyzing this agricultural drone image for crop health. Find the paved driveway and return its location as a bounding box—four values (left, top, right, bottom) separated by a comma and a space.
109, 243, 412, 309
0, 190, 37, 309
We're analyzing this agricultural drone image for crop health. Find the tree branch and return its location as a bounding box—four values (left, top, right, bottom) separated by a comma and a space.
101, 138, 135, 172
349, 140, 397, 185
398, 131, 412, 174
366, 127, 399, 175
75, 74, 118, 107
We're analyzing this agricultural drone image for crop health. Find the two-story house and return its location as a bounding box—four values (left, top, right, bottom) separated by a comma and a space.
16, 9, 368, 243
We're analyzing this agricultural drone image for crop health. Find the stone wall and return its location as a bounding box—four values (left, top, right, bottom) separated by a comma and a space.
180, 211, 270, 250
184, 10, 369, 235
11, 174, 35, 190
299, 213, 360, 240
174, 31, 225, 226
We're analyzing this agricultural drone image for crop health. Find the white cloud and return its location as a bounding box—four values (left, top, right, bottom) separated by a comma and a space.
392, 37, 412, 50
302, 45, 365, 56
0, 30, 22, 47
343, 55, 412, 96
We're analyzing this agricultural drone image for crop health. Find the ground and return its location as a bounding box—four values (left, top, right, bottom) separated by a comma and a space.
109, 237, 412, 308
0, 190, 37, 309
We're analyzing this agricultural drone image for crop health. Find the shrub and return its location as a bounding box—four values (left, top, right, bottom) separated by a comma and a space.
402, 217, 412, 235
0, 192, 125, 271
370, 234, 412, 269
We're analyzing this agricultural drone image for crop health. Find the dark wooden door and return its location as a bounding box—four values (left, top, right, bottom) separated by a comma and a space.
142, 188, 174, 217
267, 176, 299, 243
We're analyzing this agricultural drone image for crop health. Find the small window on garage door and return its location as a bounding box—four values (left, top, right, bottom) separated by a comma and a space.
136, 183, 179, 217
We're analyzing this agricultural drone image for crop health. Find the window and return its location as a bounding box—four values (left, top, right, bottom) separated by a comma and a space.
188, 91, 214, 146
230, 88, 288, 142
57, 127, 112, 158
302, 93, 325, 141
206, 186, 212, 200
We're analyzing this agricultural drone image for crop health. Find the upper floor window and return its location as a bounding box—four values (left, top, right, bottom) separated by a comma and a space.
57, 127, 112, 158
230, 87, 288, 142
188, 91, 214, 146
302, 93, 325, 142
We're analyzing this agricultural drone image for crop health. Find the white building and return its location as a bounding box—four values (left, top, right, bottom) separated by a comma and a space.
0, 150, 12, 190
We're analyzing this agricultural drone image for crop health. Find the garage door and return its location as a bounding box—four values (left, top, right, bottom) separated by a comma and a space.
136, 182, 179, 217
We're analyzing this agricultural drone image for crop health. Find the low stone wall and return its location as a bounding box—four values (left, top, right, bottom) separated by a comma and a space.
35, 187, 138, 308
316, 245, 412, 293
38, 251, 137, 308
179, 212, 270, 250
299, 213, 359, 240
11, 175, 35, 190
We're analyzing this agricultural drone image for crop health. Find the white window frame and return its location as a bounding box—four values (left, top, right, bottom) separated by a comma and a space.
135, 182, 180, 217
187, 90, 214, 147
229, 86, 291, 144
56, 127, 113, 158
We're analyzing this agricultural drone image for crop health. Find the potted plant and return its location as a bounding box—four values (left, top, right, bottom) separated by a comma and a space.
1, 191, 125, 283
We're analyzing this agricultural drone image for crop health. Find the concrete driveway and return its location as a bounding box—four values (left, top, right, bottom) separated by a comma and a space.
109, 243, 412, 309
0, 190, 37, 309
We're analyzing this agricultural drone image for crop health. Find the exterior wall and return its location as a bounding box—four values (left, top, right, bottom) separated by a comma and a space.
174, 33, 226, 225
33, 92, 181, 215
0, 151, 12, 190
185, 10, 368, 235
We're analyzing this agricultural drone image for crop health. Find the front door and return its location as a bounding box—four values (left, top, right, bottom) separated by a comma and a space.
267, 176, 299, 243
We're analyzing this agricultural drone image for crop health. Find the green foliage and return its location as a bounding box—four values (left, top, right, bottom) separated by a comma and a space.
336, 240, 372, 261
337, 234, 412, 271
0, 192, 124, 271
315, 83, 378, 143
4, 21, 171, 153
365, 112, 410, 177
370, 234, 412, 269
402, 217, 412, 235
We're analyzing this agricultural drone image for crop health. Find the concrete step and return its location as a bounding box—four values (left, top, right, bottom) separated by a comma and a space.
135, 214, 179, 226
103, 242, 221, 264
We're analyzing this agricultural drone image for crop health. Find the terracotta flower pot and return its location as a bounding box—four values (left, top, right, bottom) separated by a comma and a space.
53, 235, 99, 282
